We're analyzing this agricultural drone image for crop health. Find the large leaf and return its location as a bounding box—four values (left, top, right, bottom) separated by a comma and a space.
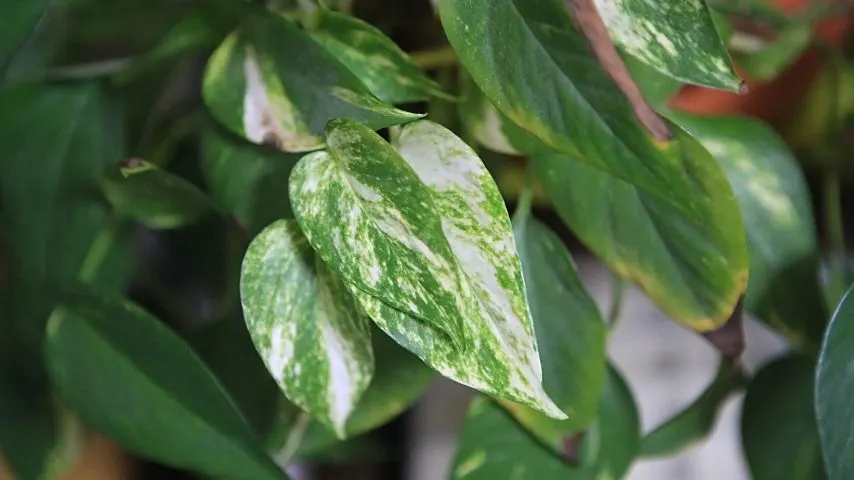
101, 158, 217, 229
0, 0, 48, 75
674, 113, 825, 346
594, 0, 739, 89
45, 287, 288, 480
741, 355, 824, 480
240, 219, 374, 437
452, 365, 639, 480
310, 8, 447, 104
203, 11, 420, 153
0, 83, 130, 479
201, 123, 300, 236
816, 286, 854, 479
289, 119, 564, 418
642, 361, 746, 457
439, 0, 717, 211
509, 212, 607, 436
534, 125, 748, 331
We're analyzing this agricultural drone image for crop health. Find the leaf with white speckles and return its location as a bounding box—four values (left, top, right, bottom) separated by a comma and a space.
289, 119, 565, 419
311, 9, 450, 104
240, 219, 374, 438
594, 0, 740, 90
202, 12, 420, 153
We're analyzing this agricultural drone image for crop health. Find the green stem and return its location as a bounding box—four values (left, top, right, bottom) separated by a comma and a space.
77, 215, 124, 284
607, 274, 625, 327
274, 412, 310, 466
824, 172, 847, 303
410, 47, 458, 70
515, 176, 534, 220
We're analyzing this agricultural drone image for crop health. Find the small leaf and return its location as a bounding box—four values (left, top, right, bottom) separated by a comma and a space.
593, 0, 740, 89
203, 12, 420, 153
642, 361, 746, 457
816, 286, 854, 479
310, 8, 449, 104
201, 123, 300, 235
452, 365, 639, 480
733, 24, 811, 82
45, 287, 288, 480
534, 124, 748, 331
439, 0, 715, 210
511, 213, 607, 435
240, 219, 374, 437
741, 355, 824, 480
289, 119, 564, 418
675, 113, 826, 347
101, 158, 217, 229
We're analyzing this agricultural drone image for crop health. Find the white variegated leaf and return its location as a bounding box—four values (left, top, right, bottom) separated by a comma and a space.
289, 119, 565, 419
240, 220, 374, 437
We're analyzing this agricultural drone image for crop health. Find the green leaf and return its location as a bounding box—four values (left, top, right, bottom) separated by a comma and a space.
741, 355, 825, 480
642, 361, 746, 457
0, 82, 131, 480
240, 219, 374, 438
439, 0, 716, 211
201, 123, 300, 236
0, 0, 48, 74
452, 365, 639, 480
309, 8, 448, 104
289, 119, 564, 418
101, 158, 217, 229
733, 25, 811, 82
595, 0, 740, 90
534, 124, 748, 331
816, 286, 854, 479
674, 113, 826, 347
45, 287, 288, 480
510, 212, 607, 435
202, 11, 421, 153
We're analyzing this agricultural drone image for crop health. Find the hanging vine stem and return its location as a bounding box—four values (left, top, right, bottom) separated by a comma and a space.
607, 274, 625, 327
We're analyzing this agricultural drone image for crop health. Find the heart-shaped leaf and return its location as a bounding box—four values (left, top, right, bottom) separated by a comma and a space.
534, 123, 748, 331
594, 0, 740, 89
439, 0, 714, 211
240, 219, 374, 437
203, 11, 420, 153
45, 287, 288, 480
310, 8, 448, 104
675, 113, 825, 347
816, 286, 854, 479
289, 119, 564, 419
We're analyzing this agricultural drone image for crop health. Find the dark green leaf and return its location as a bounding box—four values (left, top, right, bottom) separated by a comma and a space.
0, 0, 48, 75
534, 125, 748, 331
596, 0, 740, 89
201, 123, 300, 236
816, 286, 854, 479
101, 158, 217, 229
439, 0, 720, 211
202, 11, 420, 153
310, 8, 448, 104
45, 287, 288, 480
452, 365, 639, 479
741, 355, 824, 480
675, 113, 826, 347
508, 213, 607, 441
642, 361, 746, 457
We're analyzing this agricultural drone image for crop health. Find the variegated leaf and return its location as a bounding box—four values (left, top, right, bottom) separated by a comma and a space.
593, 0, 740, 90
311, 9, 449, 104
240, 219, 374, 437
202, 12, 420, 153
289, 119, 565, 419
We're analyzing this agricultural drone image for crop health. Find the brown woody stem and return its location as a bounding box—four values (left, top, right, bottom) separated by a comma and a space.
566, 0, 672, 141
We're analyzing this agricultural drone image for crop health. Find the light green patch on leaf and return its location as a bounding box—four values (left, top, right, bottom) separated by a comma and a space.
240, 220, 374, 438
534, 122, 748, 331
311, 8, 449, 104
594, 0, 740, 90
101, 159, 217, 229
203, 12, 420, 153
289, 119, 564, 419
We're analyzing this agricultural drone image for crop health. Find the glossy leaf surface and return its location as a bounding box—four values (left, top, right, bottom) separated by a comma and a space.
45, 288, 288, 480
203, 12, 419, 152
241, 220, 374, 437
290, 119, 563, 418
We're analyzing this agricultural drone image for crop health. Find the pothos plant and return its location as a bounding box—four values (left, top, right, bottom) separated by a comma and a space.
2, 0, 853, 479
